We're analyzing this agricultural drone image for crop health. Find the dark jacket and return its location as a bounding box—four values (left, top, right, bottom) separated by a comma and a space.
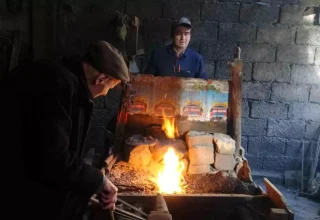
0, 58, 103, 220
145, 44, 207, 79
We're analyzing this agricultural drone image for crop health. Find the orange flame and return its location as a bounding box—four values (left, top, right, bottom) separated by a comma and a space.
157, 147, 185, 194
161, 110, 177, 139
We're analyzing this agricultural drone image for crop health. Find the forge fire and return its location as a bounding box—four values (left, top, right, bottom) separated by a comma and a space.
104, 112, 258, 196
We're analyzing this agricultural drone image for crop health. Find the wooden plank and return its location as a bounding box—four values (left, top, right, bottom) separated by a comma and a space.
264, 178, 294, 220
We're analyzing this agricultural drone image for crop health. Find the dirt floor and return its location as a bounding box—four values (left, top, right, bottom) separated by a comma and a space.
254, 178, 320, 220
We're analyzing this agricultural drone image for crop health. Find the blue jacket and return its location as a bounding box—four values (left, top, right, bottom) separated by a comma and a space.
145, 44, 207, 79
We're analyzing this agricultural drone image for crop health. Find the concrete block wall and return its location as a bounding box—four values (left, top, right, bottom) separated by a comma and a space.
56, 0, 320, 172
2, 0, 317, 172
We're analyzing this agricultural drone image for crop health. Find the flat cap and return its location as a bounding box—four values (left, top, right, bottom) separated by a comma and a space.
84, 41, 130, 83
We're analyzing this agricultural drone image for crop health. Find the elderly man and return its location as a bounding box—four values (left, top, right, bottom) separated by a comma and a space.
145, 17, 207, 79
0, 41, 129, 220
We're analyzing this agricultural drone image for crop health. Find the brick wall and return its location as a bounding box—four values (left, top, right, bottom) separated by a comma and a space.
57, 0, 320, 172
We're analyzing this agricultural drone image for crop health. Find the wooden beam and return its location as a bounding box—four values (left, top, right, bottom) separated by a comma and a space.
228, 48, 243, 157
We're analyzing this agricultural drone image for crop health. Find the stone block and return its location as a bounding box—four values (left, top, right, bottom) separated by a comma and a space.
242, 99, 249, 118
280, 5, 306, 25
289, 103, 320, 120
188, 164, 211, 174
277, 45, 316, 65
316, 47, 320, 65
186, 131, 213, 147
163, 0, 201, 20
257, 25, 296, 45
242, 118, 267, 136
213, 133, 235, 155
285, 139, 308, 157
296, 26, 320, 46
245, 154, 263, 170
248, 136, 285, 156
242, 82, 271, 100
219, 22, 256, 43
242, 136, 248, 151
298, 0, 320, 6
200, 41, 236, 60
241, 43, 276, 62
201, 2, 240, 22
129, 145, 152, 167
310, 85, 320, 103
262, 156, 301, 171
291, 65, 320, 84
272, 83, 309, 102
251, 101, 288, 119
240, 3, 279, 25
205, 60, 215, 79
253, 63, 290, 82
215, 61, 252, 81
189, 145, 214, 165
268, 119, 306, 139
305, 120, 320, 140
192, 22, 218, 41
126, 0, 162, 19
214, 153, 236, 170
142, 19, 172, 41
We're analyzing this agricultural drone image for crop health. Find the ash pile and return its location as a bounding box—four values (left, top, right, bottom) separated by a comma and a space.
104, 130, 261, 196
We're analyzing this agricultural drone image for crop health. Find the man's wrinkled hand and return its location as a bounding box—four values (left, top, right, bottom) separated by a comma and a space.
98, 177, 118, 210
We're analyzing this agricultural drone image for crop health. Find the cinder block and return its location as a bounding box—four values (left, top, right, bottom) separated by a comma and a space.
289, 103, 320, 121
291, 65, 320, 84
253, 63, 290, 82
267, 119, 306, 139
315, 47, 320, 65
200, 41, 236, 60
241, 43, 276, 62
271, 83, 309, 102
305, 120, 320, 140
219, 22, 256, 43
188, 164, 211, 174
242, 118, 267, 136
242, 81, 271, 100
142, 19, 172, 41
280, 5, 306, 25
201, 2, 240, 22
205, 61, 215, 79
126, 0, 162, 19
240, 3, 279, 24
251, 101, 288, 119
277, 45, 316, 65
186, 131, 213, 147
215, 61, 252, 81
188, 145, 214, 165
297, 26, 320, 46
257, 25, 295, 45
214, 153, 236, 170
263, 156, 301, 171
248, 137, 285, 156
192, 22, 218, 41
163, 0, 200, 20
242, 99, 249, 118
213, 133, 235, 155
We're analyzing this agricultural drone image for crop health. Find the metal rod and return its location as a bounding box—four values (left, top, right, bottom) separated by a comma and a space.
118, 198, 148, 217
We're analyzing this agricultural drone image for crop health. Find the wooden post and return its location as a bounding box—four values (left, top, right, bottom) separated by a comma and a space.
228, 47, 243, 157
